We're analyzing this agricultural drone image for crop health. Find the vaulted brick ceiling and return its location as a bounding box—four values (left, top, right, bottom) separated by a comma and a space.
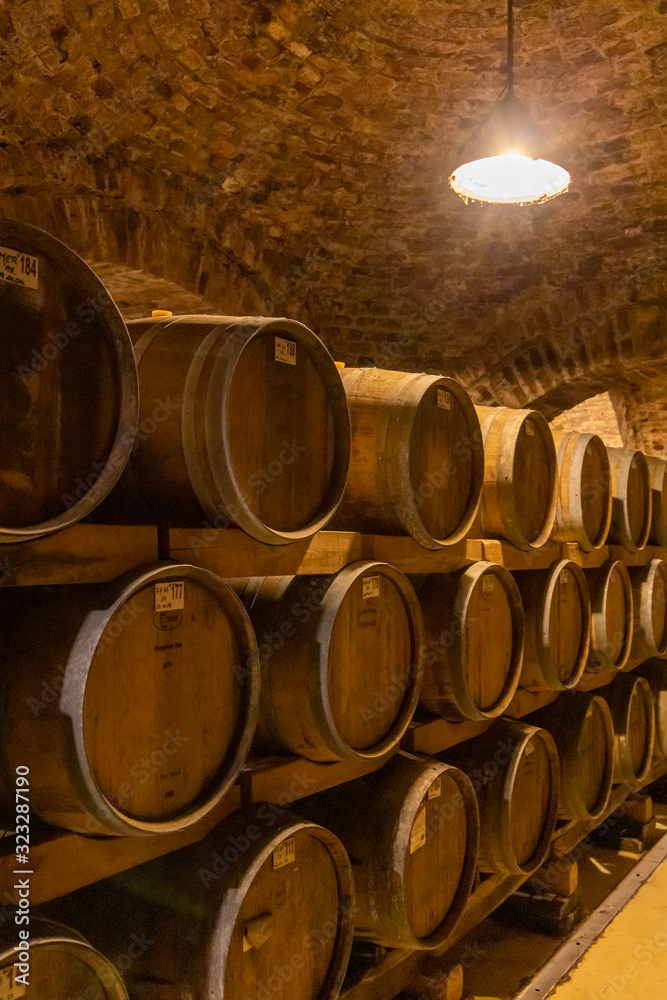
1, 1, 666, 446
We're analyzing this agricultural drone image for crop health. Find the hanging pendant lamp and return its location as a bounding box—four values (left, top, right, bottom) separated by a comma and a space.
449, 0, 570, 206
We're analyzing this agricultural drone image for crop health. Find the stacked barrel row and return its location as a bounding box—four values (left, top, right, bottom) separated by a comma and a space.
3, 222, 667, 556
23, 661, 667, 1000
3, 547, 665, 839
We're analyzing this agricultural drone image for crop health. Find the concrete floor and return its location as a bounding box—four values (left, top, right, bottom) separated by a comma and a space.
549, 851, 667, 1000
447, 798, 667, 1000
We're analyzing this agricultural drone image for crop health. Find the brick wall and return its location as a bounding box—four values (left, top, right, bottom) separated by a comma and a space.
549, 393, 624, 447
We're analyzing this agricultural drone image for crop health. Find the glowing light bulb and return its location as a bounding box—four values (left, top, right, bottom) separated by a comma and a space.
449, 152, 570, 205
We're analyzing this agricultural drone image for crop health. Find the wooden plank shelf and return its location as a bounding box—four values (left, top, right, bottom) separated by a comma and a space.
0, 787, 242, 907
0, 752, 398, 907
2, 523, 667, 585
238, 751, 399, 805
401, 664, 642, 758
401, 717, 490, 755
165, 527, 366, 578
0, 524, 158, 588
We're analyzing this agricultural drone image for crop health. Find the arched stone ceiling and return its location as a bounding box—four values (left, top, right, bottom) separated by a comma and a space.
1, 0, 666, 432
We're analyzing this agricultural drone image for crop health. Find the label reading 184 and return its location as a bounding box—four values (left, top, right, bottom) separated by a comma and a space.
0, 245, 39, 290
362, 576, 380, 600
273, 837, 295, 870
155, 581, 185, 612
0, 967, 26, 1000
275, 337, 297, 365
437, 388, 451, 410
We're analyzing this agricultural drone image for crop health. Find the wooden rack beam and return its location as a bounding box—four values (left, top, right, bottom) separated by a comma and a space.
2, 523, 666, 585
0, 525, 158, 588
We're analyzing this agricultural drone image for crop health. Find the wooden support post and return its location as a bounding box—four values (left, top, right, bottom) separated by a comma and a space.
619, 793, 653, 825
527, 857, 579, 898
396, 961, 464, 1000
494, 886, 581, 937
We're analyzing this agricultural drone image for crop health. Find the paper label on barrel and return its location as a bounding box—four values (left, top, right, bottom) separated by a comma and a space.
410, 807, 427, 854
0, 245, 39, 290
362, 576, 380, 599
428, 777, 441, 800
560, 572, 568, 590
482, 575, 494, 596
437, 388, 451, 410
155, 581, 185, 612
275, 337, 297, 365
0, 967, 26, 1000
525, 420, 535, 437
273, 837, 295, 870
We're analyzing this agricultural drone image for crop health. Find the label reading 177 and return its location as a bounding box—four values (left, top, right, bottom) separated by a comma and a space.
0, 966, 27, 1000
155, 581, 185, 612
273, 837, 295, 870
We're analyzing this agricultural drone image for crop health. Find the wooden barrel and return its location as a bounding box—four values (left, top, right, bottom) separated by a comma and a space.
647, 455, 667, 546
0, 218, 138, 542
0, 918, 128, 1000
603, 673, 656, 788
606, 447, 652, 551
628, 558, 667, 660
528, 692, 615, 821
550, 430, 612, 550
295, 754, 479, 950
234, 561, 423, 762
635, 659, 667, 757
123, 314, 350, 544
584, 560, 633, 672
513, 559, 591, 691
471, 406, 558, 550
330, 368, 484, 549
0, 563, 259, 835
443, 720, 559, 875
417, 562, 524, 722
48, 806, 354, 1000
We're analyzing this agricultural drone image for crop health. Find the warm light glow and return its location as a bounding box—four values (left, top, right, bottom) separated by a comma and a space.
449, 152, 570, 205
